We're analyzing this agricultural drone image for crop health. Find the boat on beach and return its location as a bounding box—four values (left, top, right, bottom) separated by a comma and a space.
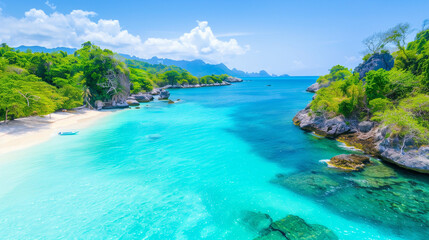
58, 131, 79, 135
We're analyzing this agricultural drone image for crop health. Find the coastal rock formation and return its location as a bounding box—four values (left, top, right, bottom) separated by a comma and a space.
354, 53, 394, 79
150, 88, 161, 95
255, 215, 338, 240
132, 93, 154, 102
306, 83, 320, 92
328, 154, 371, 171
163, 81, 231, 89
306, 82, 330, 93
293, 107, 429, 173
357, 121, 373, 133
225, 76, 243, 82
94, 100, 104, 110
158, 90, 170, 100
293, 108, 351, 138
102, 101, 129, 109
377, 130, 429, 173
126, 99, 140, 106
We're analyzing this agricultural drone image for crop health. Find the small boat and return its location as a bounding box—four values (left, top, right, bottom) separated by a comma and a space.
58, 131, 79, 135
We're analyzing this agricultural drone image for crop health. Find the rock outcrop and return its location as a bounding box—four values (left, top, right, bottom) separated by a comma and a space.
354, 53, 394, 79
293, 108, 352, 138
158, 89, 170, 100
328, 154, 371, 171
376, 128, 429, 173
225, 76, 243, 82
94, 100, 104, 110
102, 101, 129, 109
306, 82, 330, 93
150, 88, 161, 95
293, 107, 429, 173
132, 93, 154, 102
126, 98, 140, 106
255, 215, 338, 240
163, 81, 231, 89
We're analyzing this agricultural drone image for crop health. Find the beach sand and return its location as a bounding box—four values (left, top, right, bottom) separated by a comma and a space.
0, 109, 113, 155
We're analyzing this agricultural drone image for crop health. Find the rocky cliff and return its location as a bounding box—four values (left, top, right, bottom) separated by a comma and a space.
354, 53, 394, 79
293, 107, 429, 173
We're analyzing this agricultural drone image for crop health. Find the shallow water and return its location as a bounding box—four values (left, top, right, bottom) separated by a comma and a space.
0, 77, 428, 239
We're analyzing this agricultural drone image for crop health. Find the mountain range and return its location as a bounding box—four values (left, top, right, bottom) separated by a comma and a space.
15, 46, 288, 78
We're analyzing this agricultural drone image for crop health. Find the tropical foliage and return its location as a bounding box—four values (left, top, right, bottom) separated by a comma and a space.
0, 42, 230, 122
309, 22, 429, 146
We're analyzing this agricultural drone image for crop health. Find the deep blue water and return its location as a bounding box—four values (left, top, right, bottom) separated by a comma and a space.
0, 77, 425, 239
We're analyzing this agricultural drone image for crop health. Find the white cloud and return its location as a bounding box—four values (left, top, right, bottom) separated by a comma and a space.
44, 1, 56, 10
0, 9, 248, 63
216, 32, 253, 38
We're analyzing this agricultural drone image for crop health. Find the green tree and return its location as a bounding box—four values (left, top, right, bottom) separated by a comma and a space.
364, 69, 390, 101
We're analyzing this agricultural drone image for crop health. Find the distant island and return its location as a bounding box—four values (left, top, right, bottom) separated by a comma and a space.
14, 46, 287, 78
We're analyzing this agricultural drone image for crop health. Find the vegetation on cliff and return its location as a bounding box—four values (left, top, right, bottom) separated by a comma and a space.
309, 22, 429, 146
0, 42, 230, 122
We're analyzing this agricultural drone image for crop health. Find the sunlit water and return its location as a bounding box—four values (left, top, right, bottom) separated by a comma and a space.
0, 78, 427, 239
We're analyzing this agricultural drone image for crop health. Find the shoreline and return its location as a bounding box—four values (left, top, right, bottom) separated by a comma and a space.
0, 109, 112, 155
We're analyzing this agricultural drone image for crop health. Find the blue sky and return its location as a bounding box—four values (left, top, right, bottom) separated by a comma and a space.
0, 0, 428, 75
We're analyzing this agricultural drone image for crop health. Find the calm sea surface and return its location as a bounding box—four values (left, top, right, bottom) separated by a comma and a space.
1, 77, 427, 239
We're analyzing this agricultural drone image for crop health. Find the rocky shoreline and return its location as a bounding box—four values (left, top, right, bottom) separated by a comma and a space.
96, 77, 243, 110
293, 104, 429, 174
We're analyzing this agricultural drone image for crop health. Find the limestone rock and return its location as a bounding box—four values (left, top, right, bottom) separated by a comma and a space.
354, 53, 394, 79
150, 88, 161, 95
306, 83, 320, 93
225, 76, 243, 82
358, 121, 373, 133
94, 100, 104, 110
158, 90, 170, 100
126, 99, 140, 106
133, 93, 154, 102
293, 109, 350, 138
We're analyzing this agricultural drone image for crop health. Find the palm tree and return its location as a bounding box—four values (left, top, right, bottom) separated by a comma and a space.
82, 86, 92, 109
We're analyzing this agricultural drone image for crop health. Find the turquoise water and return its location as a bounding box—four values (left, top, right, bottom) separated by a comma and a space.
0, 78, 427, 239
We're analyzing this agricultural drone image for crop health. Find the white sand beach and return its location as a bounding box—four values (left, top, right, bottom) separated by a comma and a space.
0, 109, 112, 155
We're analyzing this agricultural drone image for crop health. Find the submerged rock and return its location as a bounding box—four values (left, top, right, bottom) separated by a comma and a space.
255, 215, 338, 240
273, 166, 429, 238
328, 154, 371, 171
168, 99, 175, 104
273, 172, 340, 196
354, 52, 394, 79
241, 211, 272, 234
361, 164, 397, 178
